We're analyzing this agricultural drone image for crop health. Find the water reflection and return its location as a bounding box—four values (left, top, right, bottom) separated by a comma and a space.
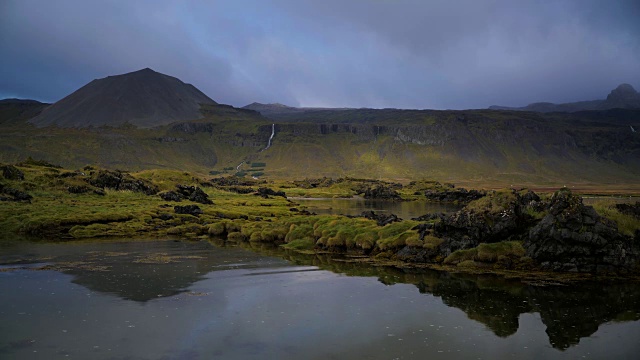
2, 239, 640, 352
0, 239, 291, 302
244, 242, 640, 350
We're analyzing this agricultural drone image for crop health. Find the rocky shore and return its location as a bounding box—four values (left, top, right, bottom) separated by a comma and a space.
2, 162, 639, 278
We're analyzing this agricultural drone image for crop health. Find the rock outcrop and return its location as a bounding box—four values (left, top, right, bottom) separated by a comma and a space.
176, 185, 213, 204
359, 210, 401, 226
616, 202, 640, 219
428, 189, 540, 256
159, 185, 213, 204
1, 165, 24, 180
87, 170, 159, 195
174, 205, 203, 216
524, 189, 639, 273
256, 187, 286, 199
361, 185, 401, 200
423, 188, 486, 203
0, 184, 32, 202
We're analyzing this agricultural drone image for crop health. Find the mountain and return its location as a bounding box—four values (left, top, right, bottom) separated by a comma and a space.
1, 69, 639, 187
29, 68, 217, 128
489, 84, 640, 113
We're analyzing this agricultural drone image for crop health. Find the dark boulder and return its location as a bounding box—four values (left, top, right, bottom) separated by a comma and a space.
1, 165, 24, 180
256, 187, 286, 198
176, 184, 197, 197
362, 185, 401, 200
174, 205, 203, 216
0, 187, 32, 202
174, 184, 212, 204
226, 186, 255, 194
360, 210, 402, 226
159, 191, 184, 202
524, 189, 639, 273
189, 187, 213, 204
158, 213, 174, 221
423, 188, 486, 203
209, 176, 259, 187
88, 170, 122, 189
87, 170, 159, 195
615, 202, 640, 219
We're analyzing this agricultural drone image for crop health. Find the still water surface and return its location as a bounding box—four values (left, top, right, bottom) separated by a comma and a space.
1, 239, 640, 359
292, 198, 462, 219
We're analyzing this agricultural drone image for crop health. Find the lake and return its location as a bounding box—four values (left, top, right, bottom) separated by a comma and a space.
2, 239, 640, 359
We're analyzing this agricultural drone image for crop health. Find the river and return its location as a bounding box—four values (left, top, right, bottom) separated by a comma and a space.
1, 239, 640, 359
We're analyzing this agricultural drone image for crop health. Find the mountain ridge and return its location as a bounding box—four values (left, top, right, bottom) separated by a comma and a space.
489, 84, 640, 113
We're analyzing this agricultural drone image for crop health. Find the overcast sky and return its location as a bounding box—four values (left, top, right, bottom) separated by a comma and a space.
1, 0, 639, 109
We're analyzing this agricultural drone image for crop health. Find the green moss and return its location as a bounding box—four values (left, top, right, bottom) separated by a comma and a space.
466, 189, 516, 213
354, 231, 378, 250
444, 241, 525, 266
423, 235, 444, 249
281, 238, 315, 250
444, 248, 477, 265
227, 231, 244, 241
207, 222, 227, 236
284, 223, 315, 243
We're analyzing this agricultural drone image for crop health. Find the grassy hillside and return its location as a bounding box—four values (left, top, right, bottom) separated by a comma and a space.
0, 102, 638, 188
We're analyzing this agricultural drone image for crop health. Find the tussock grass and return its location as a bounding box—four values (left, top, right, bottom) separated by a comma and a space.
465, 189, 516, 213
591, 200, 640, 237
444, 241, 525, 266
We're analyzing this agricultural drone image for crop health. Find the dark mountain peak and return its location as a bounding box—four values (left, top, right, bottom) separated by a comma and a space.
607, 83, 638, 101
29, 69, 217, 128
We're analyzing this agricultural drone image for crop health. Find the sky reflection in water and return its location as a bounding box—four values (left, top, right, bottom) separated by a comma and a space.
1, 239, 640, 359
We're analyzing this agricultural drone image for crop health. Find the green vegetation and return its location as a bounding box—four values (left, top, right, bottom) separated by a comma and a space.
444, 241, 528, 269
2, 161, 639, 281
2, 101, 640, 189
591, 200, 640, 237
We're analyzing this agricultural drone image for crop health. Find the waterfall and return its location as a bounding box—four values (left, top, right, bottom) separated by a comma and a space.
263, 124, 275, 151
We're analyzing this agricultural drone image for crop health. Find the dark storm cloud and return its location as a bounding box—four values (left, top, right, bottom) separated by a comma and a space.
1, 0, 638, 109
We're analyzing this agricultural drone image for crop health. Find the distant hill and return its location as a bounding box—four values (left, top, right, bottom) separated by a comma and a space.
29, 68, 217, 128
0, 98, 47, 105
243, 102, 351, 116
0, 98, 49, 126
490, 84, 640, 112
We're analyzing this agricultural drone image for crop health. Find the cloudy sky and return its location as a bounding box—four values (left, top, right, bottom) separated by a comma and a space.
1, 0, 639, 109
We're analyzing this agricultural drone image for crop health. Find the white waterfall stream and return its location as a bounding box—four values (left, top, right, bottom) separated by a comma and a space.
263, 123, 275, 151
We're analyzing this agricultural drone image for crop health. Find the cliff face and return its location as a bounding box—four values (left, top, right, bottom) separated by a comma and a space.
2, 97, 639, 184
159, 107, 640, 182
